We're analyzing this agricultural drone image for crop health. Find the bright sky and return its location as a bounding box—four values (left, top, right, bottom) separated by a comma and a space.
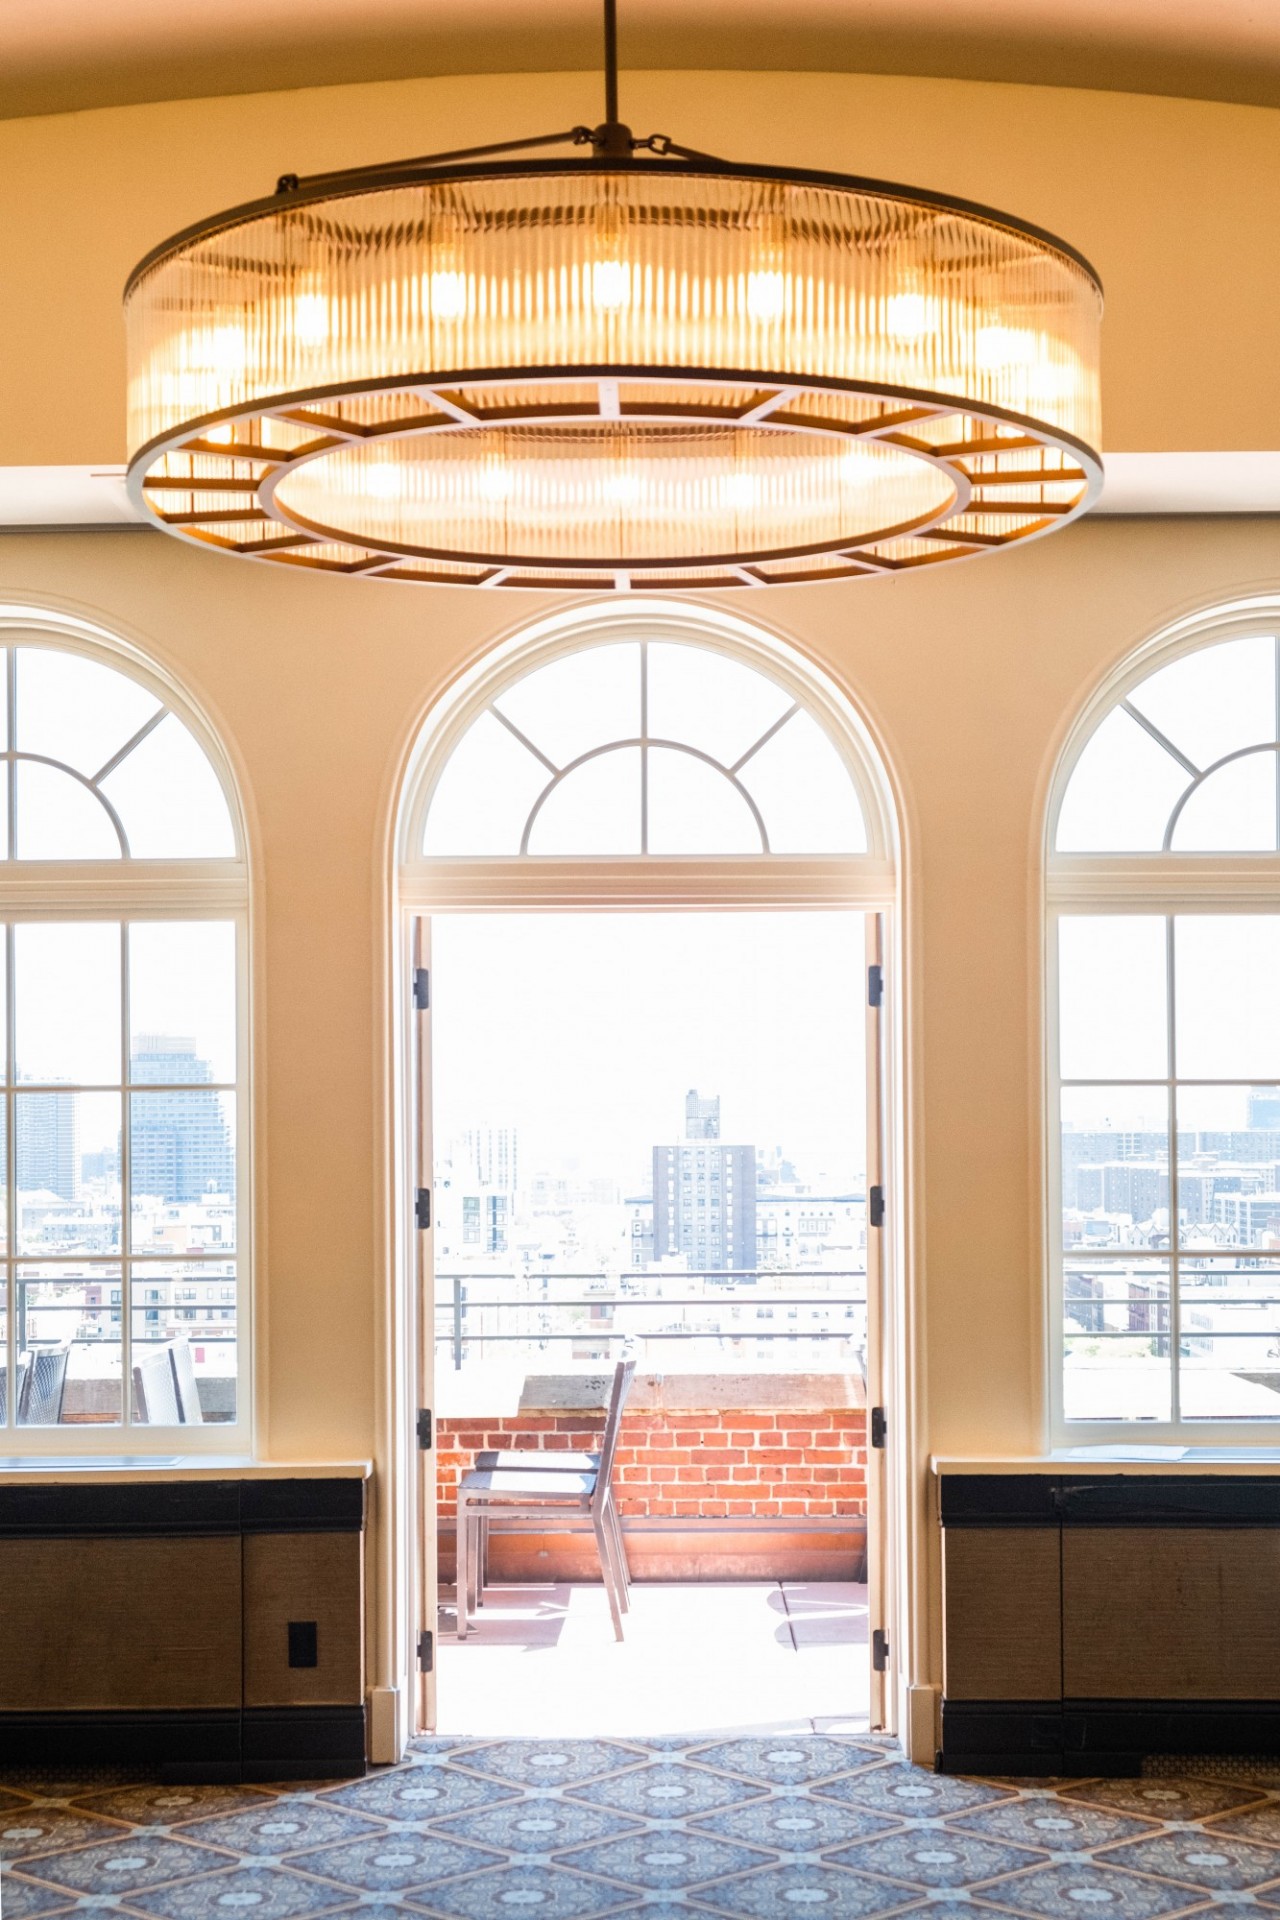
431, 910, 867, 1194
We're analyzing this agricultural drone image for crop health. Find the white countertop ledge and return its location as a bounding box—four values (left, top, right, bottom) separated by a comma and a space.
933, 1449, 1280, 1475
0, 1457, 372, 1483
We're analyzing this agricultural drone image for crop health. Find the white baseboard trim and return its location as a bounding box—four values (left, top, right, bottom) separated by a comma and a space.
368, 1685, 406, 1765
905, 1683, 941, 1766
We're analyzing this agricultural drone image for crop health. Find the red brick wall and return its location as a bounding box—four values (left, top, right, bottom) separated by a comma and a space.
436, 1406, 867, 1526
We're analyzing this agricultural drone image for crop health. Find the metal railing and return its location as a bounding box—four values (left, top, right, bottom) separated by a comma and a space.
434, 1268, 867, 1371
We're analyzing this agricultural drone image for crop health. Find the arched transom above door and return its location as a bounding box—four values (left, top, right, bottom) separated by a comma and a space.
417, 631, 875, 860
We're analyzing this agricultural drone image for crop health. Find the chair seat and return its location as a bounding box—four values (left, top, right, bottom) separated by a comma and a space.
475, 1449, 600, 1473
459, 1467, 597, 1503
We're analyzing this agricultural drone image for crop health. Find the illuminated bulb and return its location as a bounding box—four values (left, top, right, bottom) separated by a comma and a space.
746, 270, 786, 323
604, 472, 643, 505
885, 292, 936, 341
725, 473, 758, 510
293, 292, 330, 348
477, 465, 514, 502
427, 270, 468, 319
975, 324, 1038, 370
590, 259, 631, 311
838, 447, 883, 486
366, 462, 404, 500
205, 325, 247, 373
206, 423, 234, 445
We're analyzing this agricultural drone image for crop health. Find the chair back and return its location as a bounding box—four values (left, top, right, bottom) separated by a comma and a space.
168, 1339, 204, 1424
132, 1343, 181, 1425
20, 1344, 68, 1426
591, 1356, 636, 1499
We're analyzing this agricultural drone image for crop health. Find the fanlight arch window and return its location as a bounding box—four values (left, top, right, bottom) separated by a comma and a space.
0, 620, 248, 1455
1048, 609, 1280, 1442
418, 633, 873, 861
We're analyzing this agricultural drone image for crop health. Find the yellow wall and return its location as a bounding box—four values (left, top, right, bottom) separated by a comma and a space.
2, 66, 1280, 463
2, 521, 1277, 1626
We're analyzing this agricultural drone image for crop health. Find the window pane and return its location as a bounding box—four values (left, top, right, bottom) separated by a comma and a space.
1180, 1257, 1280, 1419
101, 714, 235, 858
0, 1283, 7, 1426
1170, 750, 1278, 852
1127, 633, 1275, 774
15, 647, 160, 778
15, 922, 121, 1086
1175, 916, 1280, 1080
16, 761, 121, 860
646, 748, 763, 855
16, 1266, 122, 1427
130, 1090, 236, 1230
423, 711, 550, 856
1057, 916, 1168, 1081
16, 1093, 121, 1255
647, 643, 793, 768
129, 923, 236, 1085
131, 1263, 236, 1425
1061, 1085, 1169, 1252
526, 747, 641, 855
1063, 1259, 1171, 1421
1177, 1085, 1280, 1249
1055, 706, 1192, 853
738, 711, 867, 853
493, 644, 640, 770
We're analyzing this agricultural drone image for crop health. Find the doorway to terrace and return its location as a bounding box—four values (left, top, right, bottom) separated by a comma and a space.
395, 601, 900, 1742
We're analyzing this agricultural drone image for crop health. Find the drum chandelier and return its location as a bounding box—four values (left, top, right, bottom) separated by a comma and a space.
124, 2, 1103, 591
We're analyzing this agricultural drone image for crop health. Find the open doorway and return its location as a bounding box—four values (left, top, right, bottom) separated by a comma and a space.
394, 602, 899, 1746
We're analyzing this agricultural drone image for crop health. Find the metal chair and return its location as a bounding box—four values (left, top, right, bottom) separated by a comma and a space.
18, 1344, 68, 1426
1, 1353, 31, 1429
167, 1338, 205, 1423
456, 1357, 636, 1642
132, 1343, 182, 1425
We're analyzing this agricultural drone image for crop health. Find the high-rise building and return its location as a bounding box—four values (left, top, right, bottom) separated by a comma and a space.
653, 1094, 756, 1272
1249, 1089, 1280, 1130
130, 1035, 234, 1203
684, 1090, 721, 1140
16, 1086, 78, 1202
460, 1125, 519, 1194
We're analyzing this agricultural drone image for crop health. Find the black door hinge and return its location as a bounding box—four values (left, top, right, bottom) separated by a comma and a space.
869, 1184, 885, 1228
868, 963, 884, 1008
417, 1408, 433, 1450
412, 967, 430, 1011
872, 1628, 890, 1672
415, 1187, 432, 1231
417, 1629, 434, 1673
870, 1405, 887, 1449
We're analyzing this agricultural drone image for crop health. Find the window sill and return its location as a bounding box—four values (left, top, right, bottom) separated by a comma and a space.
0, 1455, 371, 1483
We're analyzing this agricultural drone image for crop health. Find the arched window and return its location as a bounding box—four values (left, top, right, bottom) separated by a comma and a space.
402, 606, 894, 880
0, 616, 248, 1454
1048, 604, 1280, 1441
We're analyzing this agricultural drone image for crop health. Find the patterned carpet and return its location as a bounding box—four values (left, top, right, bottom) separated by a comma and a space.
4, 1737, 1280, 1919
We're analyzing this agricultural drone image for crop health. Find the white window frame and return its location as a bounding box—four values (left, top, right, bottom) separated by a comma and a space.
1045, 593, 1280, 1448
0, 606, 253, 1459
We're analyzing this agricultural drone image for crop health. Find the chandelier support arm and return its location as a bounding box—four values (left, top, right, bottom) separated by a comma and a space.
275, 128, 594, 195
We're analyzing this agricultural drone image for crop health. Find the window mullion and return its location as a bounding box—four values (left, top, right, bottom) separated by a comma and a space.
120, 920, 132, 1431
1166, 914, 1181, 1430
4, 923, 11, 1434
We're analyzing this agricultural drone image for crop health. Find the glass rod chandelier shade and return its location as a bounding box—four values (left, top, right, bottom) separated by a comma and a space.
125, 147, 1103, 589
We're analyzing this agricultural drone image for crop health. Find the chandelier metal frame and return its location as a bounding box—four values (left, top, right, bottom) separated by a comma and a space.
124, 2, 1104, 591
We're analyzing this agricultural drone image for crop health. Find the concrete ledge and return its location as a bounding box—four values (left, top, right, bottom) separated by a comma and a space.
439, 1515, 867, 1584
518, 1371, 865, 1413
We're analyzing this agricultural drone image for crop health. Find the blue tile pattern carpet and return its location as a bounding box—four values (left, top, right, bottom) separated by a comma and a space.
5, 1738, 1280, 1918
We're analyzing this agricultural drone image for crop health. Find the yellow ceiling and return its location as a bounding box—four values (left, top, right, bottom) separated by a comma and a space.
8, 0, 1280, 120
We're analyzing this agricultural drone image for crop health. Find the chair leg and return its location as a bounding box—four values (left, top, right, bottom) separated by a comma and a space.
479, 1515, 490, 1602
591, 1507, 625, 1642
456, 1503, 471, 1641
607, 1496, 632, 1602
467, 1504, 482, 1621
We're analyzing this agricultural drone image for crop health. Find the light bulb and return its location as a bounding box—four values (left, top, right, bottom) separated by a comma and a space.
205, 423, 234, 445
976, 324, 1038, 371
367, 462, 404, 500
725, 473, 758, 510
838, 447, 882, 487
477, 465, 514, 502
204, 325, 247, 374
590, 259, 631, 311
604, 472, 643, 505
427, 270, 468, 319
293, 291, 330, 348
885, 292, 935, 341
746, 270, 786, 323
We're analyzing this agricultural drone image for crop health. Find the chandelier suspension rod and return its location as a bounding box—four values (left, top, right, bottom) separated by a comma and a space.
603, 0, 620, 131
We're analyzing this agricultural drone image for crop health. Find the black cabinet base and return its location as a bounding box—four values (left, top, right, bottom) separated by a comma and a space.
942, 1699, 1280, 1776
0, 1707, 367, 1782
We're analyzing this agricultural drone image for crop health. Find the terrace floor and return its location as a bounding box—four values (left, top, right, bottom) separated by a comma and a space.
435, 1580, 869, 1739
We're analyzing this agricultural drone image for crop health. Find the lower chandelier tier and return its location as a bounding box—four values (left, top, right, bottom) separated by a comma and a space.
128, 369, 1100, 590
